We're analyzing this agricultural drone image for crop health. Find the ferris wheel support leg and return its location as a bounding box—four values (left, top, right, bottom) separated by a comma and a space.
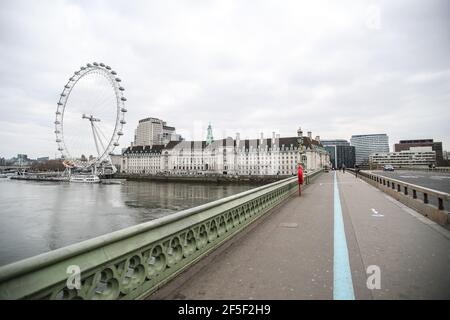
92, 123, 107, 155
107, 155, 117, 174
90, 121, 101, 157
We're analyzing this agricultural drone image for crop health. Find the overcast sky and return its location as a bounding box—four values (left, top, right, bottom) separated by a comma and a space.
1, 0, 449, 159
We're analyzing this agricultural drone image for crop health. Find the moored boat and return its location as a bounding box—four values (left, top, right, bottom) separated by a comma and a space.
69, 174, 100, 183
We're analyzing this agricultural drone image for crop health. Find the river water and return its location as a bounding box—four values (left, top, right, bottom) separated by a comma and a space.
0, 179, 256, 266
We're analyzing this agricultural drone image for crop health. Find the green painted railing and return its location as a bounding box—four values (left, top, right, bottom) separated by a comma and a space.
0, 169, 322, 300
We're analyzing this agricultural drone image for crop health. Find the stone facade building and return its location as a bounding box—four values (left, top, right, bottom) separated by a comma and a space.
122, 129, 330, 176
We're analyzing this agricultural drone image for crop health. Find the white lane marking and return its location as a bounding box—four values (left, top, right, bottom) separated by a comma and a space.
371, 208, 384, 217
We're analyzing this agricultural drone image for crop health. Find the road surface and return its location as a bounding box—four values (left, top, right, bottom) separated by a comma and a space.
371, 170, 450, 193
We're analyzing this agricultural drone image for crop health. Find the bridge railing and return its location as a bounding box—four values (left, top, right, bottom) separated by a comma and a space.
349, 169, 450, 229
0, 169, 323, 300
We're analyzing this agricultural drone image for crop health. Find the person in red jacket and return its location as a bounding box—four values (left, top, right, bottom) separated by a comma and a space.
297, 163, 304, 196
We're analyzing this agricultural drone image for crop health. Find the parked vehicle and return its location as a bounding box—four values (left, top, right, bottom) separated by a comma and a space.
383, 164, 394, 171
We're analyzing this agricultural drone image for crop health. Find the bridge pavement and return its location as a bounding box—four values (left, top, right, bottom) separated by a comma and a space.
150, 171, 450, 300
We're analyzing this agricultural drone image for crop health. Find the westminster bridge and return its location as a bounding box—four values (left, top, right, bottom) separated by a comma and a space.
0, 169, 449, 299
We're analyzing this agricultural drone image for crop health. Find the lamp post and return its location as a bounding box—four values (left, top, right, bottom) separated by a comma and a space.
297, 127, 306, 169
297, 127, 306, 194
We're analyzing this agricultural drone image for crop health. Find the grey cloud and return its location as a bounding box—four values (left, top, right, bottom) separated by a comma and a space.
0, 0, 449, 159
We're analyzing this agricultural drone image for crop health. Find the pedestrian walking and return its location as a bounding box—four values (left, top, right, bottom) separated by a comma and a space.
342, 164, 346, 174
297, 163, 304, 197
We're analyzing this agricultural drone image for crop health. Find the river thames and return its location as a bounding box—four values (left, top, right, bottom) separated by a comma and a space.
0, 179, 256, 266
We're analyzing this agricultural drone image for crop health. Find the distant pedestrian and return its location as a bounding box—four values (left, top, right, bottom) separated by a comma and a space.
355, 165, 360, 178
342, 164, 346, 174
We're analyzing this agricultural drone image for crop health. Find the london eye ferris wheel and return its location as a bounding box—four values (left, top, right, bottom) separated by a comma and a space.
54, 62, 127, 174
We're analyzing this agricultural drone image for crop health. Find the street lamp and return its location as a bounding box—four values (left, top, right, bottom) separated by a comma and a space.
297, 127, 307, 170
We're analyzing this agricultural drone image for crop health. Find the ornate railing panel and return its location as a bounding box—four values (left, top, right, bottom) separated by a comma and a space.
0, 169, 322, 300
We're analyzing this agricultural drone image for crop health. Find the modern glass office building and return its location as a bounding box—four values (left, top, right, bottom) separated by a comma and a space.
350, 134, 389, 166
321, 139, 351, 147
323, 143, 356, 169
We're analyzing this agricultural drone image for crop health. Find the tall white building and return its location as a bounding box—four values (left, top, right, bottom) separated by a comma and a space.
350, 134, 389, 166
122, 129, 330, 176
134, 117, 181, 146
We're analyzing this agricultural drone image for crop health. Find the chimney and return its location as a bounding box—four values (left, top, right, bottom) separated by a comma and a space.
260, 132, 264, 143
307, 131, 312, 139
236, 132, 240, 146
